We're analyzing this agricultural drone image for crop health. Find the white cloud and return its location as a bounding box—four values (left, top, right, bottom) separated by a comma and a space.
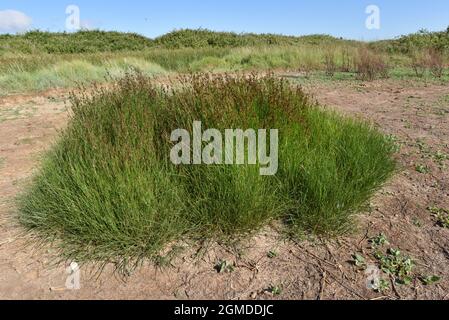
0, 10, 32, 33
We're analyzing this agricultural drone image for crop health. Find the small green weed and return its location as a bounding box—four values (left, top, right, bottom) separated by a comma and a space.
266, 284, 283, 296
419, 275, 441, 286
267, 250, 278, 259
434, 151, 448, 168
375, 279, 391, 293
412, 218, 423, 228
356, 232, 442, 292
385, 135, 401, 153
415, 164, 430, 174
215, 260, 235, 274
375, 248, 415, 285
351, 253, 367, 269
428, 206, 449, 228
369, 233, 389, 249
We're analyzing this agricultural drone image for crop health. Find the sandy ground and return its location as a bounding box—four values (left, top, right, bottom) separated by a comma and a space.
0, 78, 448, 300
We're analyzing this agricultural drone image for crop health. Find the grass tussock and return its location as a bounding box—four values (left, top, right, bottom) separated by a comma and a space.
19, 73, 396, 268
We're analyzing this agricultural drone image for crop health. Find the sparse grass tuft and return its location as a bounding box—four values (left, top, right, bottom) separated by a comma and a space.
324, 49, 337, 77
19, 73, 396, 269
355, 48, 390, 81
427, 48, 445, 78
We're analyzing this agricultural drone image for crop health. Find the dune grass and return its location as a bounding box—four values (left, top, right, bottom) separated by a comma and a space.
0, 57, 167, 95
18, 73, 396, 269
0, 30, 366, 95
2, 28, 449, 95
0, 44, 363, 95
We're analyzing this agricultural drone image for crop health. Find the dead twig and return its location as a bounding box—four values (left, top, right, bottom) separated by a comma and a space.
289, 249, 367, 300
390, 276, 402, 300
297, 245, 339, 269
318, 271, 327, 300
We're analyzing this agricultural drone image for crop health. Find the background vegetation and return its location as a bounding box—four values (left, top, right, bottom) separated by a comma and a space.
0, 29, 352, 54
1, 28, 449, 95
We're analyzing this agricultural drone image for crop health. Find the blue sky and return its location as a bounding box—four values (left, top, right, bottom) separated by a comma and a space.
1, 0, 448, 40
